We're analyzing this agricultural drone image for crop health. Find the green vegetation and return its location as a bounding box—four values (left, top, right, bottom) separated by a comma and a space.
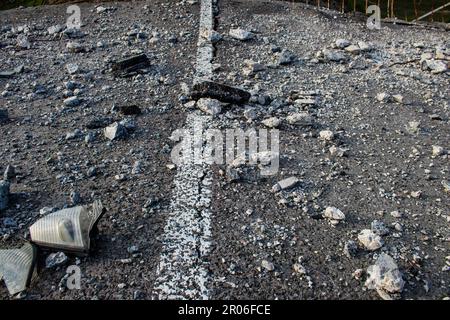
310, 0, 450, 22
0, 0, 45, 11
346, 0, 450, 22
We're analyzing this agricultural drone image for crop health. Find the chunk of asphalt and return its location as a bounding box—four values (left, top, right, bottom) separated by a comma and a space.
0, 243, 37, 295
0, 180, 10, 211
117, 105, 142, 115
111, 54, 150, 77
29, 200, 106, 254
191, 80, 251, 104
85, 117, 114, 129
0, 109, 9, 123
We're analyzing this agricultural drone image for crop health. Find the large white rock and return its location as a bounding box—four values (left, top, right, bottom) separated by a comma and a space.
423, 59, 447, 74
432, 145, 445, 157
63, 96, 81, 107
335, 39, 351, 49
262, 117, 281, 128
47, 25, 63, 35
229, 28, 255, 41
358, 229, 383, 251
365, 253, 405, 299
16, 35, 31, 49
376, 92, 392, 102
319, 130, 334, 141
66, 41, 84, 53
272, 177, 299, 192
358, 41, 372, 52
104, 122, 127, 140
286, 112, 312, 126
322, 49, 346, 62
323, 207, 346, 221
345, 44, 361, 54
196, 98, 223, 116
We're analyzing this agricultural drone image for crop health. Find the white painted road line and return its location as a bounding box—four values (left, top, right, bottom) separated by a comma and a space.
153, 0, 216, 300
195, 0, 216, 83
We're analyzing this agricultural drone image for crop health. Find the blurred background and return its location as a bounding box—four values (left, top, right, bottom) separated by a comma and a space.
0, 0, 449, 22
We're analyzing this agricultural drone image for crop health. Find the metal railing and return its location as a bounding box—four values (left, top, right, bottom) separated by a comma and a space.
298, 0, 450, 22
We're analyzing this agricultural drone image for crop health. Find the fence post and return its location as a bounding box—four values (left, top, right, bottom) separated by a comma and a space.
413, 0, 418, 20
432, 0, 435, 21
391, 0, 395, 18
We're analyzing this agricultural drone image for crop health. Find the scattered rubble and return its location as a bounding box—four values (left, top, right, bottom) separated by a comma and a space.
0, 0, 448, 300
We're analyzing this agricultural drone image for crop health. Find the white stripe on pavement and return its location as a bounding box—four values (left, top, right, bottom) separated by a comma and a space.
153, 0, 217, 300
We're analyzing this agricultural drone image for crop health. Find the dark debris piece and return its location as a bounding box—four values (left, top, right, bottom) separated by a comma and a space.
111, 54, 151, 78
191, 80, 251, 104
0, 109, 8, 123
85, 117, 114, 129
117, 105, 142, 115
